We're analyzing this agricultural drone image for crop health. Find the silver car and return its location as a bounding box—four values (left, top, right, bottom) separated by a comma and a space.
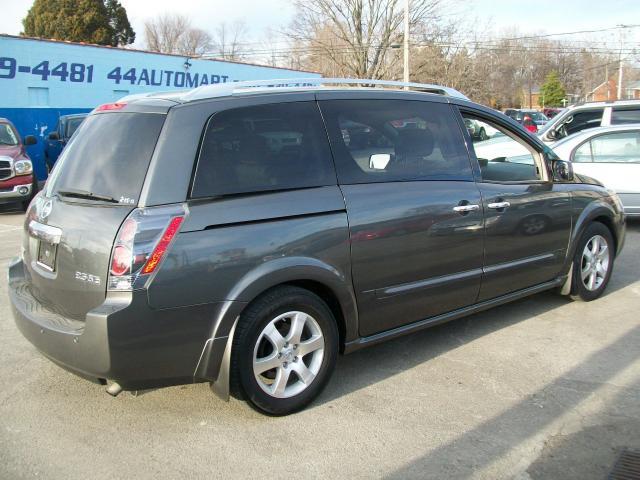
552, 124, 640, 216
539, 99, 640, 144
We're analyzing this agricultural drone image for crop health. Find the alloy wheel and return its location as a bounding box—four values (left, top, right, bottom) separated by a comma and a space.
580, 234, 610, 291
252, 311, 325, 398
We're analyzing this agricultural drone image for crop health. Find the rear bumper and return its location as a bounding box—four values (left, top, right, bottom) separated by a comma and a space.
8, 257, 231, 390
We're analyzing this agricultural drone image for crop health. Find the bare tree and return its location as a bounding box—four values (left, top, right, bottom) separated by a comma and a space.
144, 14, 211, 56
211, 20, 248, 61
287, 0, 443, 79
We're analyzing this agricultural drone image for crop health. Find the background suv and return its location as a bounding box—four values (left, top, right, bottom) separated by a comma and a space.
44, 113, 87, 172
9, 79, 625, 415
539, 99, 640, 143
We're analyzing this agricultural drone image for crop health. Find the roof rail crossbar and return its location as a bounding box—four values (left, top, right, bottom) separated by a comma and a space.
181, 77, 469, 102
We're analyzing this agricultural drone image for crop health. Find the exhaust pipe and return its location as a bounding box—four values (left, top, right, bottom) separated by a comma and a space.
106, 382, 123, 397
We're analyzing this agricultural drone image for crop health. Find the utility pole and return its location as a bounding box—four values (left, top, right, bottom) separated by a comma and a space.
403, 0, 409, 85
617, 58, 624, 101
617, 25, 627, 100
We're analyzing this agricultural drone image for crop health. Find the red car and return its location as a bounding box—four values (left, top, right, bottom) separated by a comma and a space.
522, 115, 538, 134
0, 118, 38, 210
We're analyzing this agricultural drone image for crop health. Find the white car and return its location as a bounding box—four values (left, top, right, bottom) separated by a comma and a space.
551, 124, 640, 216
538, 99, 640, 144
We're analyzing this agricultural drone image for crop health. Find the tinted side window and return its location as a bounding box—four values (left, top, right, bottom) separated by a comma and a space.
192, 102, 335, 198
564, 110, 603, 136
320, 99, 472, 183
462, 114, 541, 182
611, 108, 640, 125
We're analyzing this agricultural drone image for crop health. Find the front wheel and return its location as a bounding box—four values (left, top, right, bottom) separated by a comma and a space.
570, 222, 615, 301
230, 286, 338, 415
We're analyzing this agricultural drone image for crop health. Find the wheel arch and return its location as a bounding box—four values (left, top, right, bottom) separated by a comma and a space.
559, 199, 621, 295
197, 257, 359, 399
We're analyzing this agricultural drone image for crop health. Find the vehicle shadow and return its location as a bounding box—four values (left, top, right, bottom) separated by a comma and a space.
317, 218, 639, 406
383, 328, 640, 479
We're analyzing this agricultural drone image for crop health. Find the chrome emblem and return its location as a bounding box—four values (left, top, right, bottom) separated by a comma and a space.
39, 199, 53, 221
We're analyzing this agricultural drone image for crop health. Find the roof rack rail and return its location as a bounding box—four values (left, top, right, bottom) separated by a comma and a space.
180, 77, 469, 102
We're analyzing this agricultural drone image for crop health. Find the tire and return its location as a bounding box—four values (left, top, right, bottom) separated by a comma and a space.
229, 286, 338, 415
570, 222, 615, 301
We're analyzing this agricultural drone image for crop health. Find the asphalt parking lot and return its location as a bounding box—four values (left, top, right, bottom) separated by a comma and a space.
0, 206, 638, 480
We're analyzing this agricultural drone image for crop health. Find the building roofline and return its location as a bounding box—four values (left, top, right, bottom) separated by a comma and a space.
0, 33, 320, 74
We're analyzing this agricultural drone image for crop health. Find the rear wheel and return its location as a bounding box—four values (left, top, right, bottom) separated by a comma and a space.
570, 222, 614, 301
230, 286, 338, 415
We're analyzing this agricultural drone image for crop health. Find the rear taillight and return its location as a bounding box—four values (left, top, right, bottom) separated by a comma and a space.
108, 205, 187, 291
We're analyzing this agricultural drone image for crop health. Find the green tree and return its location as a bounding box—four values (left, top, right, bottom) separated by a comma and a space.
22, 0, 135, 46
539, 70, 566, 107
105, 0, 135, 46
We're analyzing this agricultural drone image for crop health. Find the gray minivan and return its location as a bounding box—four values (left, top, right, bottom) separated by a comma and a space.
9, 79, 626, 415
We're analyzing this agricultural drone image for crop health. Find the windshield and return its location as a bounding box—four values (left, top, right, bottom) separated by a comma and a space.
0, 124, 19, 146
65, 117, 85, 138
46, 112, 165, 204
530, 112, 548, 122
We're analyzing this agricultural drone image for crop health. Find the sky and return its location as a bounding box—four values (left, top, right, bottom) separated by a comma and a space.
0, 0, 639, 50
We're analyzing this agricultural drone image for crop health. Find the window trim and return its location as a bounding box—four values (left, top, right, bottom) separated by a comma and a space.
189, 100, 338, 200
570, 129, 640, 164
456, 107, 550, 185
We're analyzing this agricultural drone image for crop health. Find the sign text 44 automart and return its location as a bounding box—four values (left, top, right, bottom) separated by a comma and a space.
1, 57, 232, 87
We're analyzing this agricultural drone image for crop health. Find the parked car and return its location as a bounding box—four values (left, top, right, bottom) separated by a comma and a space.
539, 99, 640, 143
464, 118, 499, 140
552, 124, 640, 217
44, 113, 87, 171
543, 107, 563, 119
521, 115, 539, 133
9, 79, 625, 416
0, 118, 38, 210
504, 109, 549, 127
517, 109, 549, 127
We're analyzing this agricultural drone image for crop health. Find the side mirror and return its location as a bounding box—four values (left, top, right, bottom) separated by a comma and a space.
547, 129, 558, 140
23, 135, 37, 146
48, 132, 60, 141
552, 159, 574, 182
369, 153, 391, 170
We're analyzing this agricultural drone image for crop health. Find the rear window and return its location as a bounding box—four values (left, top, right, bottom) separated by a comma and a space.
47, 113, 165, 204
612, 108, 640, 125
191, 102, 335, 198
65, 117, 85, 138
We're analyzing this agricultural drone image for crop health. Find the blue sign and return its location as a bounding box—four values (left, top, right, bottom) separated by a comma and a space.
0, 34, 319, 180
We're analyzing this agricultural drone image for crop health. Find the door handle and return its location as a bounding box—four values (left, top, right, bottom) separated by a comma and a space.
453, 204, 480, 213
487, 201, 511, 210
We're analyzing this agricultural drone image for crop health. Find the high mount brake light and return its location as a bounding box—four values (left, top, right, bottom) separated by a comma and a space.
108, 205, 187, 291
96, 102, 127, 112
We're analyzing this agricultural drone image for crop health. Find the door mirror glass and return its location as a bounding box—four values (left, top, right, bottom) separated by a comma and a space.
23, 135, 37, 146
369, 153, 391, 170
553, 160, 574, 182
48, 132, 60, 141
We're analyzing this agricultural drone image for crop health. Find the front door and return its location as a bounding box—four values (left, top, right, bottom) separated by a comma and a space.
459, 111, 573, 301
319, 97, 485, 336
